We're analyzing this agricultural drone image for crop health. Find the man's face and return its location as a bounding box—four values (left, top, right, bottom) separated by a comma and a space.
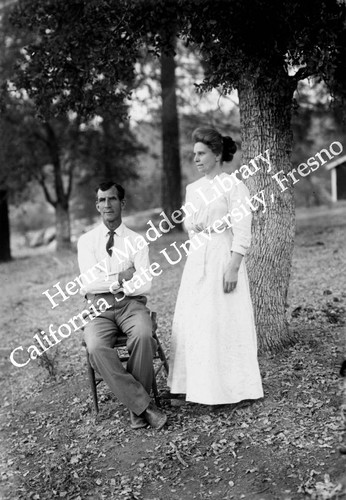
96, 186, 125, 226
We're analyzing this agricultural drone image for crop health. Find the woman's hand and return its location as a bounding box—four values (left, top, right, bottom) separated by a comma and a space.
223, 265, 239, 293
223, 251, 244, 293
194, 223, 205, 232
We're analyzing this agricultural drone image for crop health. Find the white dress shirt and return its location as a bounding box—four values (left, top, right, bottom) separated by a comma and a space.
77, 222, 151, 296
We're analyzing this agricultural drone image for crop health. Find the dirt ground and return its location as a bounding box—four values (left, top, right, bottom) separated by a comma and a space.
0, 203, 345, 500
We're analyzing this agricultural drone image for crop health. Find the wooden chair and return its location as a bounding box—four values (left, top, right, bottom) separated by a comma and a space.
82, 311, 169, 413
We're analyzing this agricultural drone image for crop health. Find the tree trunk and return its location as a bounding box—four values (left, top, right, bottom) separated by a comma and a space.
238, 75, 296, 352
55, 201, 71, 251
160, 44, 182, 225
43, 121, 72, 251
0, 189, 11, 262
101, 115, 113, 179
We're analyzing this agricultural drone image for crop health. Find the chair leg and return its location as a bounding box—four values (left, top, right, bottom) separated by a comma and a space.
86, 351, 99, 413
151, 371, 161, 407
153, 331, 169, 375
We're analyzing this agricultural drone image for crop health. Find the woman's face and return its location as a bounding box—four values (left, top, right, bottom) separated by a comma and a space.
193, 142, 220, 175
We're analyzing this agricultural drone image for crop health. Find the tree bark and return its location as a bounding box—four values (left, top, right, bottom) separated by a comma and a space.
160, 43, 182, 225
0, 189, 11, 262
238, 75, 296, 352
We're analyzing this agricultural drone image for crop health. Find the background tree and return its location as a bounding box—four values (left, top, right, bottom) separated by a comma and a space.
1, 89, 142, 250
291, 79, 343, 207
0, 0, 31, 262
1, 0, 142, 251
0, 191, 11, 262
0, 107, 24, 262
0, 90, 81, 250
74, 108, 142, 220
8, 0, 138, 118
8, 0, 184, 223
161, 42, 182, 220
130, 40, 241, 203
159, 10, 182, 221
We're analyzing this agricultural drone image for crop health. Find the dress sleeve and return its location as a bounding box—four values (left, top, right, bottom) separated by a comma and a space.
228, 182, 252, 256
183, 184, 195, 236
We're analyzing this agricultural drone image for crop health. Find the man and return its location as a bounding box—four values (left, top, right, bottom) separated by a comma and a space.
77, 180, 167, 430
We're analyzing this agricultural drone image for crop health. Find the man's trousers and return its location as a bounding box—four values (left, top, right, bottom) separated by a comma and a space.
84, 293, 156, 416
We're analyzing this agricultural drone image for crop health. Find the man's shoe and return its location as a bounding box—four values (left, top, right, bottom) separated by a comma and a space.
143, 402, 167, 430
129, 411, 148, 430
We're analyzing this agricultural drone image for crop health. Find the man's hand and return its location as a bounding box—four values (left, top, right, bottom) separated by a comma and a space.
119, 266, 136, 283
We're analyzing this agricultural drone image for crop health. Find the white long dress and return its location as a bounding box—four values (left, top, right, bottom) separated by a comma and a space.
168, 173, 264, 404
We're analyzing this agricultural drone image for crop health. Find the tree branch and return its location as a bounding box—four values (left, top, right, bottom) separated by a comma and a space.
32, 127, 50, 147
35, 171, 57, 207
291, 66, 315, 83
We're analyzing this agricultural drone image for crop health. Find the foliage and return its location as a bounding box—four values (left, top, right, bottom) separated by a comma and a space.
0, 89, 141, 219
0, 97, 32, 193
5, 0, 197, 118
1, 90, 76, 204
77, 112, 142, 183
74, 112, 142, 216
178, 0, 346, 99
0, 1, 142, 231
8, 0, 141, 119
5, 0, 346, 154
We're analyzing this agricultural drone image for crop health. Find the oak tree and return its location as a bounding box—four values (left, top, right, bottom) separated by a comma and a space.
178, 0, 346, 350
2, 0, 141, 251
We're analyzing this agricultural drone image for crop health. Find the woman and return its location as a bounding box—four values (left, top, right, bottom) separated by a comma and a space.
168, 127, 263, 405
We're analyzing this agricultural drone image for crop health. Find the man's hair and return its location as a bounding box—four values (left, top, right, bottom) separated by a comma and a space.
95, 181, 125, 201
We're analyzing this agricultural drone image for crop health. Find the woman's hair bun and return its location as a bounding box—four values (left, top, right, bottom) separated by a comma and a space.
191, 126, 236, 164
222, 136, 237, 162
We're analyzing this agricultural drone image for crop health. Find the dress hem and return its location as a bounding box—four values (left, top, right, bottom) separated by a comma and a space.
182, 394, 264, 405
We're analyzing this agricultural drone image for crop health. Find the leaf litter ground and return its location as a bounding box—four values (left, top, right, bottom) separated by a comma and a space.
0, 204, 345, 500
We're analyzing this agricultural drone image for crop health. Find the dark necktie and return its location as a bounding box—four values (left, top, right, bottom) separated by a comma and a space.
106, 230, 115, 256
